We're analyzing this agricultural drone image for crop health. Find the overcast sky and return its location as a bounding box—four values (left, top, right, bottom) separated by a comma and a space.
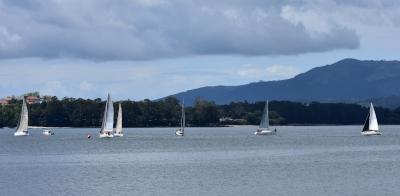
0, 0, 399, 100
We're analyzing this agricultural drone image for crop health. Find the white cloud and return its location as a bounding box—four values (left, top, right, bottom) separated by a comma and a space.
238, 64, 298, 80
238, 66, 265, 78
280, 0, 400, 43
266, 65, 298, 78
281, 5, 333, 36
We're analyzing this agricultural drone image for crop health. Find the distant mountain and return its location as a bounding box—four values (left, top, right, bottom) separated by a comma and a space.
165, 59, 400, 106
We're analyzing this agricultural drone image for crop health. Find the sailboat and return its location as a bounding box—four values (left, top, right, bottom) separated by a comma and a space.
114, 103, 123, 137
175, 99, 185, 136
99, 93, 114, 138
14, 98, 29, 136
254, 100, 277, 135
361, 103, 382, 136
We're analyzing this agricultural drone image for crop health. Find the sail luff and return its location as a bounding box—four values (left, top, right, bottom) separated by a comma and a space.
115, 103, 123, 133
259, 100, 269, 129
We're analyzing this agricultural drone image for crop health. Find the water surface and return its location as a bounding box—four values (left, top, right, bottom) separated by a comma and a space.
1, 126, 399, 196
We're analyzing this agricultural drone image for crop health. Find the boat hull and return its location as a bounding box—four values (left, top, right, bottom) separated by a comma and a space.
254, 129, 276, 135
42, 132, 54, 136
361, 130, 382, 136
42, 130, 55, 135
114, 133, 124, 137
99, 132, 114, 138
14, 132, 29, 136
175, 130, 184, 136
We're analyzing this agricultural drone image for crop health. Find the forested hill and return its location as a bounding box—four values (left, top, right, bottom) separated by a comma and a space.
168, 59, 400, 105
1, 96, 400, 128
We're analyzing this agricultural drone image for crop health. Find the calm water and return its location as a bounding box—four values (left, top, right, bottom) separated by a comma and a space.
1, 126, 400, 196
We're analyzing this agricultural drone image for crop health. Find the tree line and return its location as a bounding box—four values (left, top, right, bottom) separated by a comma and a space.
1, 96, 400, 128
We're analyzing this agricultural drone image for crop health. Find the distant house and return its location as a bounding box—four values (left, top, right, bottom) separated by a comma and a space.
0, 99, 9, 106
26, 96, 40, 104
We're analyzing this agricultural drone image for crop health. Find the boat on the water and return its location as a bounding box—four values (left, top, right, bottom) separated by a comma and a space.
175, 99, 185, 136
361, 103, 382, 136
114, 103, 123, 137
42, 129, 55, 136
254, 100, 276, 136
14, 98, 29, 136
99, 93, 114, 138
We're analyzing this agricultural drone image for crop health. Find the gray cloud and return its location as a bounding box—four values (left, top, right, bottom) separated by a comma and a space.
1, 0, 396, 61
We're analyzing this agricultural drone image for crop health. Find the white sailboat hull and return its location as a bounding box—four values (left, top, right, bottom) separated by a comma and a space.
14, 131, 29, 136
175, 129, 184, 136
361, 130, 382, 136
114, 132, 124, 137
99, 132, 114, 138
254, 128, 276, 135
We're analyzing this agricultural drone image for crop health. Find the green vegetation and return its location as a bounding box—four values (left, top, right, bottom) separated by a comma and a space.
1, 95, 400, 128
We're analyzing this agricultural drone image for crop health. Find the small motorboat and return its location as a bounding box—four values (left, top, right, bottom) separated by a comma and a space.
42, 129, 55, 135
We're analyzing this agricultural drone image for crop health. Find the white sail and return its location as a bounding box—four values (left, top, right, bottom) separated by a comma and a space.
368, 103, 379, 131
100, 93, 114, 133
259, 101, 269, 129
15, 99, 29, 134
115, 103, 123, 134
362, 103, 379, 132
